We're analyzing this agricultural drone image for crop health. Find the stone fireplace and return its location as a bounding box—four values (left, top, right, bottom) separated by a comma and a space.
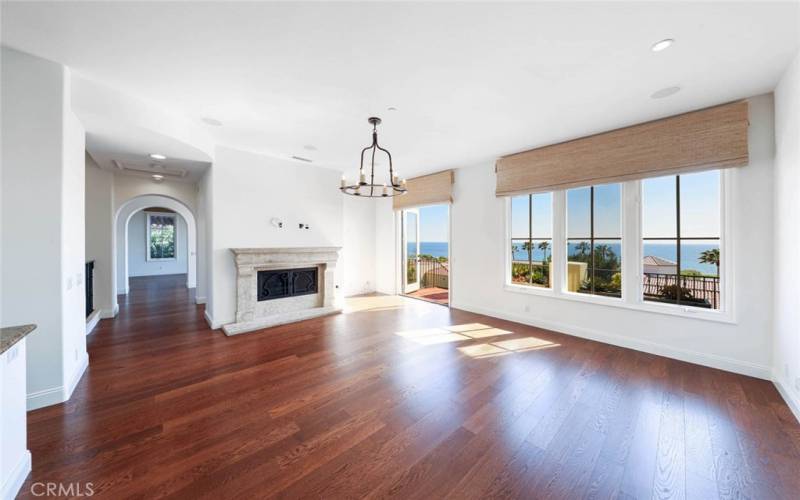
223, 247, 341, 336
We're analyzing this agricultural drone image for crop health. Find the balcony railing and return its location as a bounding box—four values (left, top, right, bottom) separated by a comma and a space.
408, 256, 449, 289
643, 272, 720, 309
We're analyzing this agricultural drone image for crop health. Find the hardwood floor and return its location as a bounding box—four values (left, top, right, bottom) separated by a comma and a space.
20, 274, 800, 499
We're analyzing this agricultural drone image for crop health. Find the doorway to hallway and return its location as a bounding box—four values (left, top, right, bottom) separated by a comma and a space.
401, 204, 450, 306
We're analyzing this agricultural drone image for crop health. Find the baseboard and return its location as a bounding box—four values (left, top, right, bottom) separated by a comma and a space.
85, 310, 101, 335
452, 301, 771, 380
27, 385, 63, 411
28, 352, 89, 411
772, 371, 800, 424
0, 450, 31, 500
100, 304, 119, 319
64, 352, 89, 401
204, 309, 221, 330
195, 296, 207, 305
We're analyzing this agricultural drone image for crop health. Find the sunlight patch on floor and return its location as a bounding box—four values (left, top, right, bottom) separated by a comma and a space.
394, 322, 559, 357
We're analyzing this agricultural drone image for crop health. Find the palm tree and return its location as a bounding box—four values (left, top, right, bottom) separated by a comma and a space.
576, 241, 590, 257
698, 248, 720, 276
522, 241, 533, 256
538, 241, 551, 262
594, 243, 610, 262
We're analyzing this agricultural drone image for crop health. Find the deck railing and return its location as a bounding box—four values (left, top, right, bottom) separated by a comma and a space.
642, 272, 720, 309
407, 256, 449, 290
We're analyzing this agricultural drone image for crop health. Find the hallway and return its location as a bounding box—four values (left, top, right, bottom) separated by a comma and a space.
20, 275, 800, 499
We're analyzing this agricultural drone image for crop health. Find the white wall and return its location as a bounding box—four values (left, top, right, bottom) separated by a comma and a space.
198, 168, 213, 309
60, 91, 88, 393
343, 195, 376, 296
207, 147, 345, 326
0, 47, 88, 410
127, 211, 188, 277
374, 197, 398, 295
376, 94, 776, 379
85, 155, 116, 317
773, 50, 800, 415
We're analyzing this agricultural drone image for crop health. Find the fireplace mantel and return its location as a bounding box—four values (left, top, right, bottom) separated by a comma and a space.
223, 247, 341, 336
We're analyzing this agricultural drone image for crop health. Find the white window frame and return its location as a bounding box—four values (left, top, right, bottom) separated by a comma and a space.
146, 211, 178, 262
504, 170, 734, 324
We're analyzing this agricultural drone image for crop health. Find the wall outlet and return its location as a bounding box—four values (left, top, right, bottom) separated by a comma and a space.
524, 304, 531, 313
76, 272, 83, 286
66, 277, 73, 290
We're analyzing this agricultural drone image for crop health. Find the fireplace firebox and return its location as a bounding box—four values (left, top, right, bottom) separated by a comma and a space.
257, 267, 318, 302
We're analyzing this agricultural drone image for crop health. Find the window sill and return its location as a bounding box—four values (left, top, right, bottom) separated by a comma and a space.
503, 283, 555, 297
503, 281, 735, 324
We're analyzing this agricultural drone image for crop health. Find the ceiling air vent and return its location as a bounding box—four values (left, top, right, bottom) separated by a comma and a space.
291, 156, 313, 163
112, 160, 188, 178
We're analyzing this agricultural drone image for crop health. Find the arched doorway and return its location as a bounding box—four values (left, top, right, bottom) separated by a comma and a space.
114, 195, 198, 301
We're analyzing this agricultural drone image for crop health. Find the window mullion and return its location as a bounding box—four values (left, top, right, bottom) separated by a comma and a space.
622, 180, 640, 304
552, 190, 566, 295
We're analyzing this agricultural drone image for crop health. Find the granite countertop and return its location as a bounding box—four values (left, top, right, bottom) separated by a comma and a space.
0, 324, 36, 355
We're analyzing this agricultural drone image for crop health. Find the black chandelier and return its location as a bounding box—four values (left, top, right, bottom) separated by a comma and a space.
340, 117, 407, 197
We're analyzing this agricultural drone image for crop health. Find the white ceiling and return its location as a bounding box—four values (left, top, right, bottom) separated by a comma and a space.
81, 113, 212, 183
2, 1, 798, 179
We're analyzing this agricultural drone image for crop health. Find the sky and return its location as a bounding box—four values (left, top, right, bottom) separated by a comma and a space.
419, 204, 449, 242
511, 170, 720, 241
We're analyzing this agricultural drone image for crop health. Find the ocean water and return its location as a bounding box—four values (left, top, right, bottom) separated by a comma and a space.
511, 242, 719, 276
408, 241, 449, 258
410, 241, 719, 275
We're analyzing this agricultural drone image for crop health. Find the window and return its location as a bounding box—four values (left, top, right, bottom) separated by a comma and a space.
510, 192, 552, 288
566, 184, 622, 297
147, 212, 177, 261
642, 171, 721, 309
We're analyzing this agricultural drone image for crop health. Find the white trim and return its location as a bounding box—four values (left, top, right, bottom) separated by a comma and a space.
204, 309, 220, 330
503, 173, 734, 324
145, 211, 179, 262
27, 386, 63, 410
772, 371, 800, 424
195, 295, 207, 305
85, 310, 101, 335
0, 450, 31, 500
29, 351, 90, 410
452, 300, 770, 380
64, 352, 89, 401
100, 304, 119, 319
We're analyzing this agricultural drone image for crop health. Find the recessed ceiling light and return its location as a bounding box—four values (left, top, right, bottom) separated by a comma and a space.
202, 117, 223, 127
151, 174, 164, 181
651, 38, 674, 52
149, 153, 167, 160
303, 144, 317, 151
387, 106, 398, 111
651, 86, 681, 99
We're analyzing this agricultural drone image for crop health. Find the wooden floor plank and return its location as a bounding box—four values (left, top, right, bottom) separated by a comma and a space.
16, 273, 800, 499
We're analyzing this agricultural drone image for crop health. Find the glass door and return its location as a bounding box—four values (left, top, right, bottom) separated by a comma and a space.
403, 209, 420, 293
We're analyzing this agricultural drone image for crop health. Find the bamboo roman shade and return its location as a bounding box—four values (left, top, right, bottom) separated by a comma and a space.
495, 100, 749, 196
393, 169, 454, 210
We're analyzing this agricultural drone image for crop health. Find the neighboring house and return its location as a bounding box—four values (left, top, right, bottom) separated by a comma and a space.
643, 255, 678, 275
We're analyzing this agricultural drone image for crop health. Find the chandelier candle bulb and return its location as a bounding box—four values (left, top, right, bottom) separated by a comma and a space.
382, 184, 388, 196
359, 169, 366, 184
392, 173, 399, 185
340, 176, 347, 188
